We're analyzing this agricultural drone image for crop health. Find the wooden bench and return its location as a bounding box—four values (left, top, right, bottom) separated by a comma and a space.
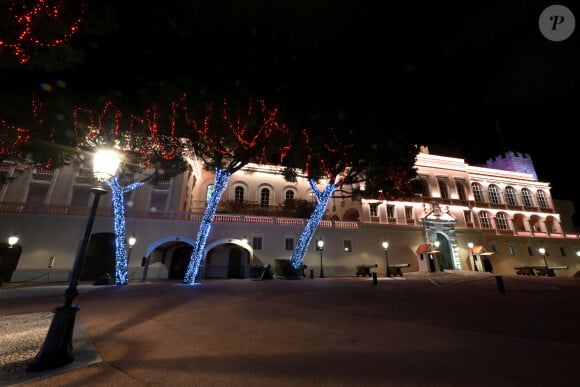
387, 263, 411, 277
356, 264, 378, 277
514, 265, 568, 277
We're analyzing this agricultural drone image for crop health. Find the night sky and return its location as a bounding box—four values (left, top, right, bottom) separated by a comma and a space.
2, 1, 579, 219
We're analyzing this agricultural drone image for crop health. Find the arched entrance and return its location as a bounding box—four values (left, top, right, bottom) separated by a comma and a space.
145, 236, 253, 280
0, 242, 22, 283
436, 234, 454, 270
343, 208, 360, 221
227, 246, 243, 278
169, 245, 193, 279
82, 232, 115, 282
204, 239, 253, 279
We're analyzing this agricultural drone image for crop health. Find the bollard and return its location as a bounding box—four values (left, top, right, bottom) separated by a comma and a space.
372, 272, 377, 285
495, 275, 505, 293
310, 269, 314, 279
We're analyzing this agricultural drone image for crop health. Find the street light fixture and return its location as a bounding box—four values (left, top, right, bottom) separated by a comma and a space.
433, 240, 442, 272
467, 242, 477, 271
538, 247, 549, 271
30, 148, 120, 371
316, 237, 324, 278
382, 240, 390, 277
8, 234, 19, 247
126, 233, 137, 266
1, 234, 19, 287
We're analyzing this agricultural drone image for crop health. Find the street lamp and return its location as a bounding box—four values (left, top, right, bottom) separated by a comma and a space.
433, 240, 442, 272
539, 247, 549, 271
316, 237, 324, 278
1, 234, 19, 287
467, 242, 477, 271
29, 148, 120, 372
126, 233, 136, 266
382, 240, 390, 277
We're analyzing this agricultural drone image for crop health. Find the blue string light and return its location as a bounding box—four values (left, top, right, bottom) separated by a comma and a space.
106, 177, 144, 285
184, 168, 231, 284
290, 179, 336, 269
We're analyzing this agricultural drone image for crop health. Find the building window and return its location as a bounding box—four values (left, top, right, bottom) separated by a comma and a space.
560, 247, 566, 257
472, 183, 485, 203
285, 190, 295, 200
536, 190, 549, 208
344, 240, 352, 252
386, 205, 395, 219
505, 186, 517, 206
260, 188, 270, 208
488, 184, 501, 204
527, 246, 534, 256
456, 180, 467, 201
235, 186, 244, 202
490, 244, 497, 253
478, 211, 493, 229
150, 190, 168, 211
253, 237, 263, 250
369, 203, 378, 217
508, 245, 515, 255
285, 238, 294, 251
206, 184, 214, 203
71, 185, 91, 207
405, 207, 414, 223
438, 179, 449, 199
26, 182, 50, 206
464, 210, 473, 226
495, 212, 510, 230
521, 188, 533, 207
419, 178, 430, 197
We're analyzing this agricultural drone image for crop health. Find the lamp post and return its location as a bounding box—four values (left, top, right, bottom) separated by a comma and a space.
29, 148, 120, 372
316, 237, 324, 278
1, 234, 19, 287
467, 242, 477, 271
382, 240, 390, 277
126, 234, 136, 266
433, 240, 442, 272
539, 247, 549, 271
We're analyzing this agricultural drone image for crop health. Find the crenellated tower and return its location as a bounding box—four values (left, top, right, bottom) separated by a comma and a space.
485, 151, 538, 180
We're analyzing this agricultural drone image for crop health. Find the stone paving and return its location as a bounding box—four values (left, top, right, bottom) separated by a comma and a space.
0, 285, 102, 387
1, 272, 579, 386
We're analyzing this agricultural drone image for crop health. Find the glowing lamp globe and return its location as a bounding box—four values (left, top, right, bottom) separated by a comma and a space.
93, 149, 121, 180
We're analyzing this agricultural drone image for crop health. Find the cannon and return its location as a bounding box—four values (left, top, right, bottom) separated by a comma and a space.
356, 263, 378, 277
387, 263, 411, 277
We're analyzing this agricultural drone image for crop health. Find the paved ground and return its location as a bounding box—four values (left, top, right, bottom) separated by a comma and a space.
1, 271, 580, 386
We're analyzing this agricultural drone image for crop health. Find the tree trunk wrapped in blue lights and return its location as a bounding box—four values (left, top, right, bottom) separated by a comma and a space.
290, 180, 336, 269
106, 176, 144, 285
184, 169, 231, 284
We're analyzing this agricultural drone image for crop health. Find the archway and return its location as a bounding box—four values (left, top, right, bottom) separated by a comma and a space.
436, 234, 454, 270
82, 232, 115, 282
343, 208, 360, 221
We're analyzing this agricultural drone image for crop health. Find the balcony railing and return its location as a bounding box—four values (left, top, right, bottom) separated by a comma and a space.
0, 202, 359, 230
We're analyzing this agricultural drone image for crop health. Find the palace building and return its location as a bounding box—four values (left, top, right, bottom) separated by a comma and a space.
1, 145, 578, 283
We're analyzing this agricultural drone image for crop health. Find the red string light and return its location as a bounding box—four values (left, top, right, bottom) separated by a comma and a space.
1, 0, 86, 64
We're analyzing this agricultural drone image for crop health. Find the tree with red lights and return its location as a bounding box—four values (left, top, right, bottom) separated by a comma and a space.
0, 94, 81, 184
73, 100, 188, 285
283, 109, 420, 270
0, 0, 89, 67
181, 94, 291, 284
